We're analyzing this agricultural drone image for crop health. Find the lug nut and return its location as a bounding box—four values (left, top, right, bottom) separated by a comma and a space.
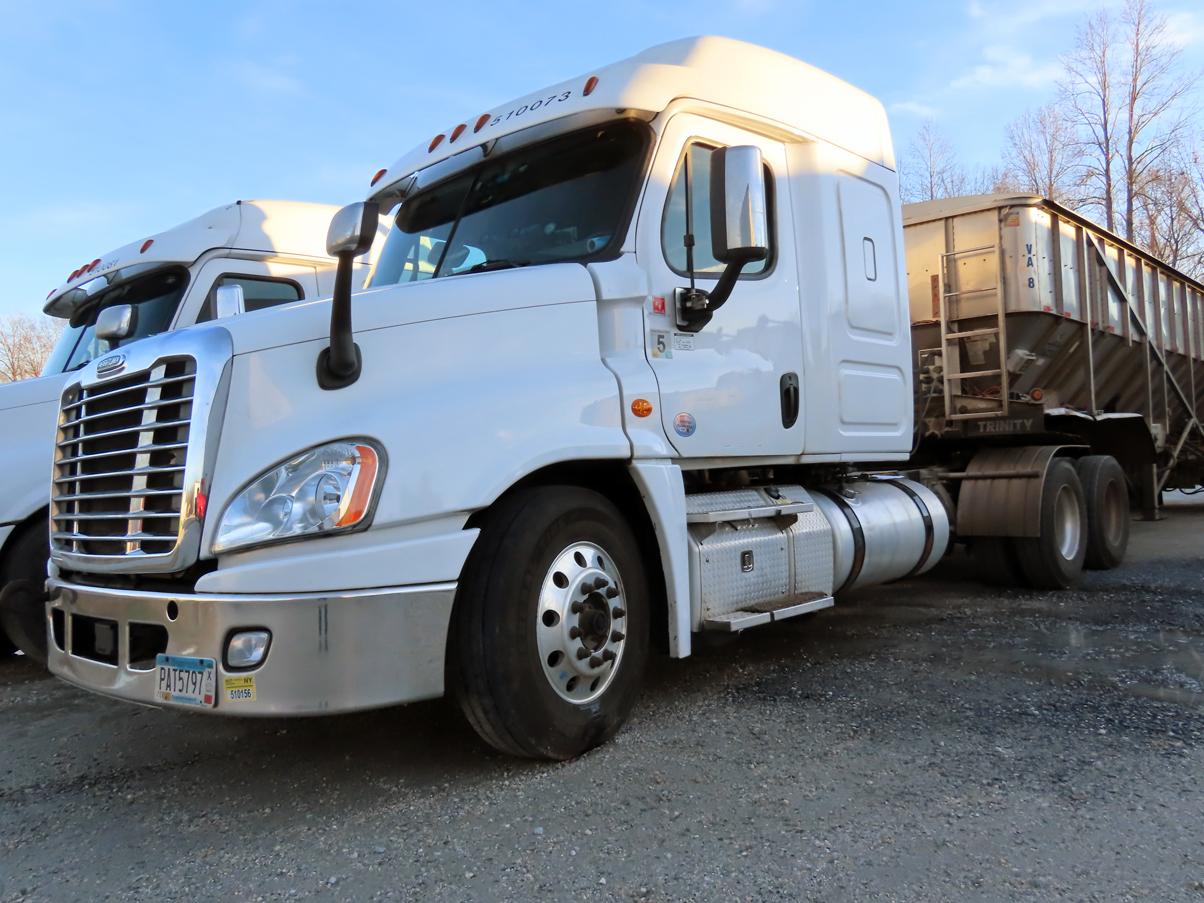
580, 579, 596, 593
569, 626, 581, 639
593, 576, 609, 589
611, 607, 626, 619
605, 586, 619, 599
611, 630, 625, 643
576, 647, 591, 660
571, 601, 583, 614
602, 649, 617, 662
589, 655, 603, 668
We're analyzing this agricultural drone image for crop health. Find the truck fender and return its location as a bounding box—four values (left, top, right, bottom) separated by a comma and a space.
955, 445, 1085, 538
628, 460, 691, 658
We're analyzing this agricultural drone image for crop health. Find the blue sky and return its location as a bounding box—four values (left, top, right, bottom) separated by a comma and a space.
1, 0, 1200, 318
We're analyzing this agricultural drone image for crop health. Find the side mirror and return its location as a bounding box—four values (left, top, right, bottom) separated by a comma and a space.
677, 146, 769, 333
326, 202, 379, 257
214, 283, 246, 319
710, 145, 769, 264
95, 304, 136, 342
318, 201, 380, 390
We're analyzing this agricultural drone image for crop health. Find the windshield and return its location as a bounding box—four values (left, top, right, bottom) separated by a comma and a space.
369, 120, 649, 287
41, 267, 190, 374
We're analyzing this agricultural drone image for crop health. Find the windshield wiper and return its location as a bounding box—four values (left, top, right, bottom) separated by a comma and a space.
465, 259, 528, 274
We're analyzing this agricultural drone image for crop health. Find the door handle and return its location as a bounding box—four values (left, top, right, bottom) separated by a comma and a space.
780, 372, 799, 429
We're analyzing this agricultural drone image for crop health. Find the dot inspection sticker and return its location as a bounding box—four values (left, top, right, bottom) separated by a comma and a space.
223, 674, 257, 702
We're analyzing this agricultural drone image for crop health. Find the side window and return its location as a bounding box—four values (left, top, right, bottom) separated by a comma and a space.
661, 142, 773, 277
197, 275, 303, 322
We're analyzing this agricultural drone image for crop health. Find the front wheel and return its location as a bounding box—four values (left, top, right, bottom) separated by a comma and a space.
449, 486, 650, 760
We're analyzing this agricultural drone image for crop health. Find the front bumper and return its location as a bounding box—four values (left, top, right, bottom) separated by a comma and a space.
46, 578, 456, 716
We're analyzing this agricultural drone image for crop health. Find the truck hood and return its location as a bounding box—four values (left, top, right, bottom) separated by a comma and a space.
0, 371, 68, 413
219, 263, 600, 358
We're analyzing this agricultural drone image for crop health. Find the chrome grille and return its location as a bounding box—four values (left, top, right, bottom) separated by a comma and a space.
52, 359, 196, 558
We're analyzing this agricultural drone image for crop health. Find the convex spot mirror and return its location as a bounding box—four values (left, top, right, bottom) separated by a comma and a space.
326, 202, 380, 257
214, 283, 245, 320
95, 303, 136, 342
709, 145, 769, 264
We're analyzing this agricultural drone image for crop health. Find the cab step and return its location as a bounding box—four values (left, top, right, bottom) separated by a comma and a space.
702, 593, 834, 632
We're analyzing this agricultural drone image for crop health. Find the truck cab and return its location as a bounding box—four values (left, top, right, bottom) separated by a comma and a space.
44, 37, 950, 757
0, 200, 386, 659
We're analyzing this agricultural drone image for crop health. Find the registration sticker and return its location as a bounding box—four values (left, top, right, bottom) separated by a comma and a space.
155, 654, 216, 708
224, 674, 257, 702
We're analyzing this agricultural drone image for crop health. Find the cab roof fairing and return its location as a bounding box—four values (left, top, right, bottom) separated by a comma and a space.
366, 35, 895, 206
43, 199, 344, 317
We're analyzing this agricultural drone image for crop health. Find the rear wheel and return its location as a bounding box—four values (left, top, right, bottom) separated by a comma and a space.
1015, 459, 1087, 590
449, 486, 650, 760
1076, 455, 1130, 570
0, 517, 49, 665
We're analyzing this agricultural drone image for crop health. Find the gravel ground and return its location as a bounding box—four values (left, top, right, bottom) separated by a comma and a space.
1, 500, 1202, 902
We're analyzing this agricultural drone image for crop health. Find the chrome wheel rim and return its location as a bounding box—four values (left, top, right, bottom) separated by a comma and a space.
1054, 484, 1082, 560
536, 541, 628, 704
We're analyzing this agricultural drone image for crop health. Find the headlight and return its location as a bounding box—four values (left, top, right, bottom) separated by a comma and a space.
213, 439, 384, 554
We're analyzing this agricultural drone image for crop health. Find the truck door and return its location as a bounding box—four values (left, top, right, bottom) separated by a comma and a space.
637, 114, 803, 458
173, 258, 321, 327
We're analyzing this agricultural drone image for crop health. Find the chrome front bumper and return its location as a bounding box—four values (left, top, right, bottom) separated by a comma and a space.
46, 578, 456, 716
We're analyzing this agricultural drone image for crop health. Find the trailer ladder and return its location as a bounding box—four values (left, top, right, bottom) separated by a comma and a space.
939, 244, 1009, 421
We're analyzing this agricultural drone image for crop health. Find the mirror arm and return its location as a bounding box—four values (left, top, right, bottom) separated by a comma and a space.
674, 260, 748, 334
316, 251, 362, 390
706, 260, 745, 313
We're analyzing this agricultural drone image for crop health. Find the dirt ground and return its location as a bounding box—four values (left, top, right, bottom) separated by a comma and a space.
1, 499, 1202, 901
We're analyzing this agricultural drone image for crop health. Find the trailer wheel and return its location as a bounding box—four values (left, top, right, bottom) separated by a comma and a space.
1014, 459, 1088, 590
0, 518, 49, 665
969, 538, 1025, 586
1075, 455, 1130, 570
449, 486, 649, 760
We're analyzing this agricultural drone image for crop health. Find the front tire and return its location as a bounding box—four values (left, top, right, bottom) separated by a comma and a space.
0, 518, 49, 665
1015, 459, 1088, 590
449, 486, 650, 760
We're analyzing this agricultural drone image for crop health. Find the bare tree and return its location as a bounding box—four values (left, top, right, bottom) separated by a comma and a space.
901, 120, 972, 203
1119, 0, 1194, 243
1136, 142, 1204, 279
1061, 7, 1121, 230
1062, 0, 1194, 241
0, 314, 62, 383
1002, 104, 1081, 203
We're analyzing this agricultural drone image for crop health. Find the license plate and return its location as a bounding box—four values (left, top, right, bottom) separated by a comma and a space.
155, 654, 217, 708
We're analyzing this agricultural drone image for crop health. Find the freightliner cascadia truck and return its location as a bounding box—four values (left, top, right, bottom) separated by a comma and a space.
0, 200, 386, 660
41, 38, 1200, 759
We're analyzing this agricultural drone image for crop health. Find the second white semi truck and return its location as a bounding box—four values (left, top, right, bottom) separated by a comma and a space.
41, 37, 1192, 759
0, 200, 385, 660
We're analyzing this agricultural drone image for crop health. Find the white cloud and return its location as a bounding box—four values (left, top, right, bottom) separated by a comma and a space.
891, 100, 940, 118
1165, 10, 1204, 48
950, 45, 1062, 90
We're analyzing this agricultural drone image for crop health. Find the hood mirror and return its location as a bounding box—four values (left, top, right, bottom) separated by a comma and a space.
95, 304, 137, 343
214, 283, 246, 319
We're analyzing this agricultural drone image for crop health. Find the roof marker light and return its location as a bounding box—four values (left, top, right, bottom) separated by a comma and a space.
583, 75, 599, 97
474, 113, 491, 133
88, 258, 101, 272
140, 239, 154, 254
370, 168, 388, 187
428, 133, 445, 152
450, 123, 466, 142
69, 268, 80, 281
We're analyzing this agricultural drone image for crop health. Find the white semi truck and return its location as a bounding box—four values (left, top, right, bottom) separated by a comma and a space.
42, 37, 1178, 759
0, 200, 385, 660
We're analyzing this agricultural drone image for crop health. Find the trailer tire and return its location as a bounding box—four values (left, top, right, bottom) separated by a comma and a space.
0, 518, 49, 665
970, 538, 1025, 587
1014, 459, 1088, 590
449, 486, 649, 760
1076, 455, 1130, 570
